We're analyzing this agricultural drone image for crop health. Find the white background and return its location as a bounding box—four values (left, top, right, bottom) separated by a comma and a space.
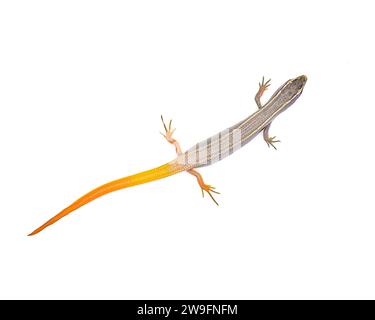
0, 1, 374, 299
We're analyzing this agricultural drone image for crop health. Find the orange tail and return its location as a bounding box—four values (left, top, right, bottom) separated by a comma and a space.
28, 162, 184, 236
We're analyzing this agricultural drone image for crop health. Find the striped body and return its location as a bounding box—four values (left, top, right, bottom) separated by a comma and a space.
176, 75, 307, 168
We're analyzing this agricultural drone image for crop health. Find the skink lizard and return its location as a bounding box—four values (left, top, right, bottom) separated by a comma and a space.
29, 75, 307, 236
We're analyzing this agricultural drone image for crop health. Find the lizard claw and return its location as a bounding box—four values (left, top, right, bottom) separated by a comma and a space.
265, 136, 281, 150
160, 115, 176, 143
259, 76, 271, 91
201, 184, 220, 206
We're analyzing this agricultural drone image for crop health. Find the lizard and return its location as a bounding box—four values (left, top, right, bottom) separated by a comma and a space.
28, 75, 307, 236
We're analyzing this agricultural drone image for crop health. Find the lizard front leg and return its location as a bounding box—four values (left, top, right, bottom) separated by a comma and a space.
255, 76, 271, 109
255, 77, 281, 150
160, 115, 220, 205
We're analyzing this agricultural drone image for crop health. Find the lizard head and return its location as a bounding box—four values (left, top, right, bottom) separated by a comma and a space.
289, 75, 307, 95
294, 74, 307, 88
279, 75, 307, 107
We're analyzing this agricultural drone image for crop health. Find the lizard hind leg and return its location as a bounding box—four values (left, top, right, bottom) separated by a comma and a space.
188, 169, 220, 206
160, 115, 182, 155
159, 115, 220, 205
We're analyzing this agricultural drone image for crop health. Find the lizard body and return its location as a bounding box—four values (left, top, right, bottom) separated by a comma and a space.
29, 75, 307, 236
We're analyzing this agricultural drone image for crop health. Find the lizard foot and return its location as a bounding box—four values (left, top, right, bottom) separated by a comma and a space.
265, 136, 281, 150
160, 115, 176, 144
258, 76, 271, 95
201, 184, 220, 206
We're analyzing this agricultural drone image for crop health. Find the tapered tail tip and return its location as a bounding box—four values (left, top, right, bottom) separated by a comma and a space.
27, 226, 44, 236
